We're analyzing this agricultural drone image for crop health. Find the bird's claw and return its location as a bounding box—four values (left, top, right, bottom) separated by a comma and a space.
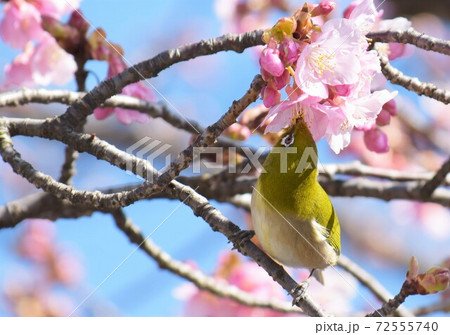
230, 230, 255, 250
291, 281, 310, 306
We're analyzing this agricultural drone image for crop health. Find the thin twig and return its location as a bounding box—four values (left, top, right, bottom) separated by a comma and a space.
420, 156, 450, 197
376, 51, 450, 104
53, 30, 264, 128
0, 88, 255, 157
412, 298, 450, 316
338, 255, 413, 317
368, 28, 450, 56
320, 161, 450, 186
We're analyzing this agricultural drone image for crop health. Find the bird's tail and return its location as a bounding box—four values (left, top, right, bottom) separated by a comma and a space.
312, 268, 325, 285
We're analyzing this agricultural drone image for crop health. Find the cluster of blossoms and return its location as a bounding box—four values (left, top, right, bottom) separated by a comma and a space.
1, 0, 80, 87
3, 220, 83, 316
175, 251, 358, 316
0, 0, 154, 124
259, 0, 410, 153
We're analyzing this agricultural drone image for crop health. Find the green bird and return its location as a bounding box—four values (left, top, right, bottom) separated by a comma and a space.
251, 118, 341, 286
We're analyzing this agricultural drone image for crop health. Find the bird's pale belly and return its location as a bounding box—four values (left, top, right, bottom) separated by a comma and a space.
251, 188, 338, 269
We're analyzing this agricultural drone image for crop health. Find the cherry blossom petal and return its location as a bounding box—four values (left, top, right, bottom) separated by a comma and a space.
31, 34, 77, 86
33, 0, 80, 19
0, 0, 45, 49
3, 42, 35, 88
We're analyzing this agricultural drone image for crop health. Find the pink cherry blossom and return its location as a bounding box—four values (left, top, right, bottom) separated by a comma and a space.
3, 35, 77, 88
347, 0, 377, 35
175, 252, 294, 317
344, 90, 398, 129
94, 53, 155, 124
31, 0, 80, 19
262, 92, 322, 134
327, 129, 352, 154
16, 219, 55, 263
30, 34, 77, 86
294, 19, 363, 99
0, 0, 46, 49
259, 0, 398, 153
93, 82, 153, 125
364, 127, 389, 153
3, 42, 36, 88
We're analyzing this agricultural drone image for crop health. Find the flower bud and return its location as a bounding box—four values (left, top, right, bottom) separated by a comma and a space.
68, 10, 90, 36
261, 85, 281, 108
376, 109, 391, 126
417, 267, 450, 295
363, 127, 389, 153
311, 1, 336, 17
279, 38, 299, 65
273, 69, 290, 89
382, 99, 397, 116
259, 46, 285, 77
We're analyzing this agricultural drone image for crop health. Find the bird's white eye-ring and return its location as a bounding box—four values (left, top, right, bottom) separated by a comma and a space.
281, 133, 295, 147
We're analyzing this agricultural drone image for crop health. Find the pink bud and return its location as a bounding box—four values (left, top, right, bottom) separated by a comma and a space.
311, 1, 336, 17
279, 38, 299, 65
377, 99, 397, 127
68, 10, 90, 35
260, 67, 272, 81
376, 109, 391, 126
259, 46, 285, 77
343, 1, 357, 19
364, 128, 389, 153
261, 86, 281, 108
273, 69, 290, 90
382, 99, 397, 116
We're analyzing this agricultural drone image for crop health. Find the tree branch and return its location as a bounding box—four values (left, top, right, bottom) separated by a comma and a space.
338, 255, 413, 317
53, 30, 264, 128
420, 156, 450, 197
1, 88, 328, 315
365, 277, 421, 317
112, 208, 304, 315
320, 161, 450, 186
368, 28, 450, 56
2, 76, 263, 209
412, 298, 450, 316
0, 89, 256, 155
376, 51, 450, 104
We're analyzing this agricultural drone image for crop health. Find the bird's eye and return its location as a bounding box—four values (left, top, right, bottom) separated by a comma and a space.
281, 133, 294, 147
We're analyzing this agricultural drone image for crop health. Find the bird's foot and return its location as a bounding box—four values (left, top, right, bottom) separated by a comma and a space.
290, 280, 310, 306
230, 229, 255, 250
